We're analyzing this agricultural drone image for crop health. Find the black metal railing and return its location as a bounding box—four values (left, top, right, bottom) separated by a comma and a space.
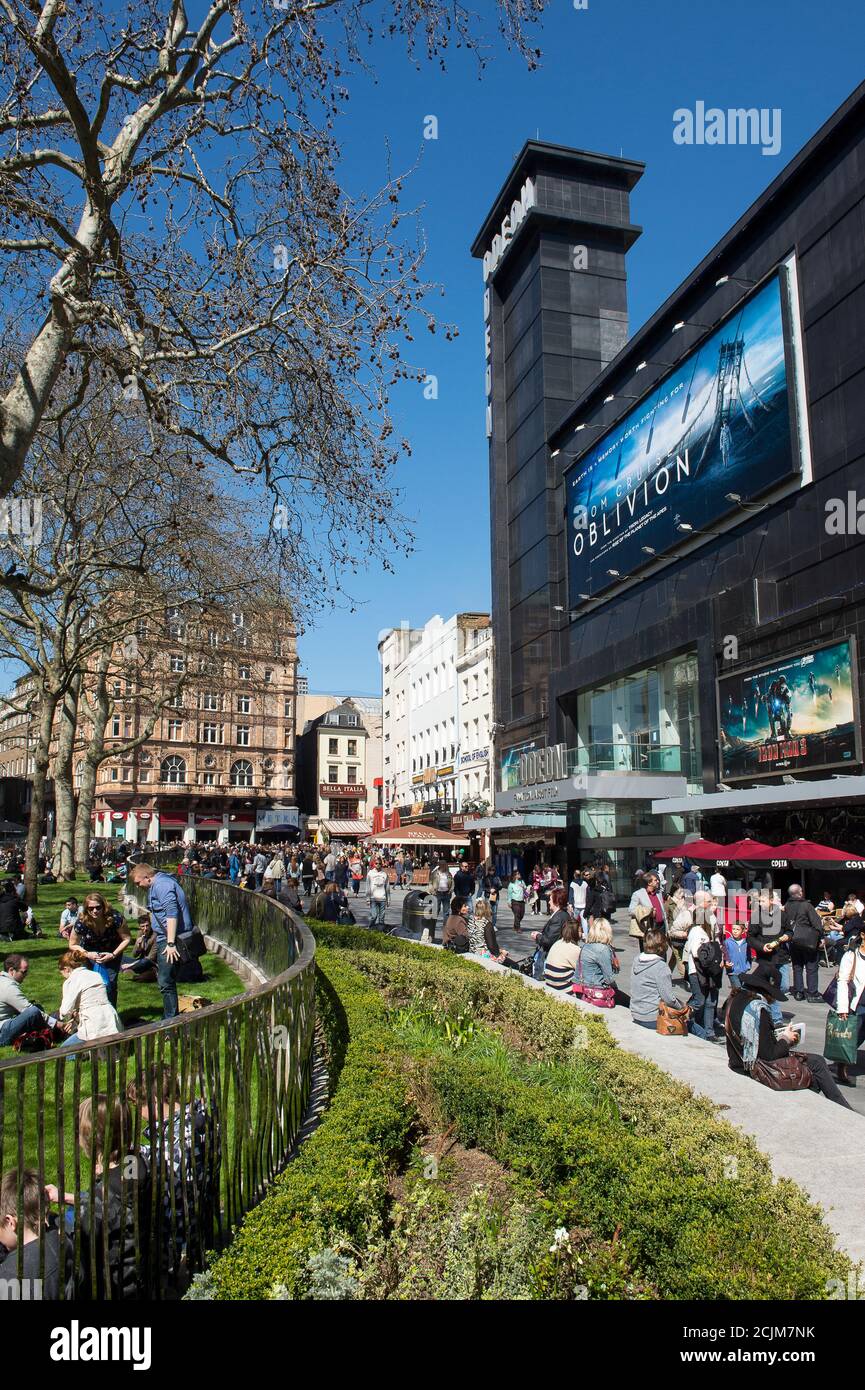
0, 878, 315, 1301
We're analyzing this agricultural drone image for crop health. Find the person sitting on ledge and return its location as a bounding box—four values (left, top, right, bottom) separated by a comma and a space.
442, 896, 470, 953
725, 961, 850, 1107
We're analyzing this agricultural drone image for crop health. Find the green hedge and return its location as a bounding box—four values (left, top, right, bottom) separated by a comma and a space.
202, 923, 852, 1299
202, 950, 415, 1299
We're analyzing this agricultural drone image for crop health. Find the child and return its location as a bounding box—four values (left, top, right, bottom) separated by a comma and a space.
723, 921, 751, 991
46, 1096, 151, 1299
0, 1167, 77, 1300
127, 1070, 217, 1271
58, 897, 80, 939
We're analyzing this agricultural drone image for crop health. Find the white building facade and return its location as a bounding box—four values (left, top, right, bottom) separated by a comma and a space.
379, 613, 493, 822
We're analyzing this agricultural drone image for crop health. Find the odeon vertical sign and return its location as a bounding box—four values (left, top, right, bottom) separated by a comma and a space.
482, 177, 536, 438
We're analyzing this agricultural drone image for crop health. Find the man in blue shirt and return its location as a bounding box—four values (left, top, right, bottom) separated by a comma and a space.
129, 864, 193, 1019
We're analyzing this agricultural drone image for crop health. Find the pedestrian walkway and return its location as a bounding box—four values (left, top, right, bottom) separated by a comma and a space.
342, 883, 865, 1263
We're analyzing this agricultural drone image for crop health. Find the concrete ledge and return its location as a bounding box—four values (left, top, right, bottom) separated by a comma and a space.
468, 952, 865, 1266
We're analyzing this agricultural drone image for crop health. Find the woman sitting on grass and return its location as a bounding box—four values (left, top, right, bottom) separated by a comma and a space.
57, 950, 123, 1046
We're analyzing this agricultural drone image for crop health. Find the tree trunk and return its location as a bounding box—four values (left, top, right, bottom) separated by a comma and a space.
51, 673, 80, 880
73, 663, 110, 872
24, 684, 60, 904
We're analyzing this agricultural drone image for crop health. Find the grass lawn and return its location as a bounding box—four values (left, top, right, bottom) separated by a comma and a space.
0, 875, 247, 1186
0, 875, 243, 1060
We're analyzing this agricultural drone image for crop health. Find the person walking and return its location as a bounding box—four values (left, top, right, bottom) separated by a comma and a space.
480, 859, 503, 928
349, 853, 363, 897
430, 859, 453, 937
683, 892, 723, 1042
834, 924, 865, 1086
252, 848, 267, 891
263, 851, 285, 896
507, 869, 527, 932
366, 857, 390, 931
569, 867, 588, 927
783, 884, 824, 1002
129, 863, 193, 1020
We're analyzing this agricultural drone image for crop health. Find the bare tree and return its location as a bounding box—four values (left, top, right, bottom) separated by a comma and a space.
0, 0, 546, 604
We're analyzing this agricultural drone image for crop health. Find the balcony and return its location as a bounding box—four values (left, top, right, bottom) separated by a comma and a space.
568, 743, 701, 784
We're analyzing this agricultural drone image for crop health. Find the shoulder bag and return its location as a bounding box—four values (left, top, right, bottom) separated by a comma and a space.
176, 926, 207, 962
656, 1000, 691, 1036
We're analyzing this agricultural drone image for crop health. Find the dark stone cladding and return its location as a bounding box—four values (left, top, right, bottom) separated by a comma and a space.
542, 78, 865, 801
470, 141, 645, 748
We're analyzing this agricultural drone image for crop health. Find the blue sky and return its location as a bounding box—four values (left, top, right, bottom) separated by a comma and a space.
297, 0, 865, 695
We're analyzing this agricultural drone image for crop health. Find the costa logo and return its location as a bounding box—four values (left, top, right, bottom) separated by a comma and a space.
770, 860, 789, 868
845, 860, 865, 869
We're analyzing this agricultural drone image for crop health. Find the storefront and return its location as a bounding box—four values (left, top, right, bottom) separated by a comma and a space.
479, 84, 865, 882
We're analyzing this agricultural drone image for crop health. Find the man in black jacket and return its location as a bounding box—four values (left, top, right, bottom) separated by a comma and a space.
726, 963, 850, 1106
782, 884, 824, 1002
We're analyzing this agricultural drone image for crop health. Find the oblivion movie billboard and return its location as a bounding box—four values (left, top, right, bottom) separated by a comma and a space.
717, 638, 861, 782
565, 271, 804, 599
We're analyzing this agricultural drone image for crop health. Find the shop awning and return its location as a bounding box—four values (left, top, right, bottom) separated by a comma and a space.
322, 819, 371, 837
159, 814, 189, 827
469, 814, 567, 833
652, 775, 865, 816
363, 825, 469, 846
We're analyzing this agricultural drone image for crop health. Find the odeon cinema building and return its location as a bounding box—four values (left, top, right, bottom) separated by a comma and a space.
472, 80, 865, 898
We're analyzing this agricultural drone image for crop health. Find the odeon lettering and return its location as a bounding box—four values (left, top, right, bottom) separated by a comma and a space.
482, 178, 536, 282
517, 743, 566, 786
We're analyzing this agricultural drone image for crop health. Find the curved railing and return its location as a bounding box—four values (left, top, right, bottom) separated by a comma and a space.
0, 879, 315, 1301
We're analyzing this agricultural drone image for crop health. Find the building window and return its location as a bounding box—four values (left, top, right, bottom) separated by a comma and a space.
283, 697, 292, 719
329, 799, 358, 819
347, 739, 357, 756
284, 729, 293, 748
232, 611, 245, 629
170, 654, 185, 673
201, 691, 219, 711
110, 767, 118, 781
239, 664, 251, 680
230, 759, 253, 788
346, 766, 357, 784
167, 720, 183, 741
122, 768, 132, 783
161, 756, 186, 785
263, 669, 272, 684
201, 722, 223, 744
237, 695, 251, 714
328, 738, 338, 755
236, 725, 250, 746
202, 772, 216, 786
74, 762, 83, 789
110, 716, 121, 737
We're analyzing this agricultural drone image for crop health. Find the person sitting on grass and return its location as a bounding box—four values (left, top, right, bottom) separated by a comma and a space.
0, 1167, 77, 1300
0, 953, 46, 1049
57, 950, 122, 1046
127, 1069, 216, 1273
0, 880, 25, 942
58, 896, 80, 940
46, 1096, 151, 1299
121, 911, 158, 983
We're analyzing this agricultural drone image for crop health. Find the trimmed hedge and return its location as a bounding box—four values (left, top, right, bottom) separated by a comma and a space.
202, 950, 415, 1299
202, 923, 852, 1299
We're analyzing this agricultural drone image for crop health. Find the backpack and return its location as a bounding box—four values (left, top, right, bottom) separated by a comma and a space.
696, 939, 723, 983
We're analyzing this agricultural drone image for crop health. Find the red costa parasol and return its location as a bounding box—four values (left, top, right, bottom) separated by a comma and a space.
717, 839, 779, 862
771, 838, 859, 863
655, 839, 729, 860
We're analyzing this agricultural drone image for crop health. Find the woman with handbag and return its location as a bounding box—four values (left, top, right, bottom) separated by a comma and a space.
725, 962, 851, 1107
530, 886, 570, 980
630, 926, 692, 1032
833, 927, 865, 1085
